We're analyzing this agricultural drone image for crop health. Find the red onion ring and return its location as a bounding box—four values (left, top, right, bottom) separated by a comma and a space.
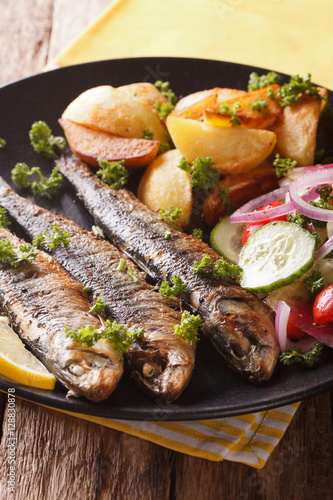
314, 235, 333, 262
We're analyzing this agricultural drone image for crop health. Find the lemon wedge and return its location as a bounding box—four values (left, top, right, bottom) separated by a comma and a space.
0, 317, 56, 390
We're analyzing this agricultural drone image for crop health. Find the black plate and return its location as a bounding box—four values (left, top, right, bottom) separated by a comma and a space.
0, 57, 333, 421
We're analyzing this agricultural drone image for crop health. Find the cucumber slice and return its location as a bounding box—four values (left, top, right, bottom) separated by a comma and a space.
209, 216, 244, 263
239, 221, 316, 293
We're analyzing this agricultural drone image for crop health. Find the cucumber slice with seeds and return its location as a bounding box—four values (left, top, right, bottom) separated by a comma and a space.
210, 216, 244, 263
239, 221, 316, 293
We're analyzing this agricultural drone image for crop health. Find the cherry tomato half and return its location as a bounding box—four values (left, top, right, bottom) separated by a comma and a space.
287, 302, 312, 340
313, 285, 333, 325
242, 201, 288, 246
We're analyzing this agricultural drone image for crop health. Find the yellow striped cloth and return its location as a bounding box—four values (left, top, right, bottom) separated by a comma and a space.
42, 0, 327, 466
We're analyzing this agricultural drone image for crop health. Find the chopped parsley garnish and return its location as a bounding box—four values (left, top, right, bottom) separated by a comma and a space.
218, 187, 234, 214
316, 184, 333, 203
0, 239, 37, 268
117, 258, 126, 271
92, 226, 105, 238
143, 128, 154, 140
219, 102, 241, 127
0, 138, 6, 148
89, 297, 105, 316
178, 157, 220, 195
158, 142, 171, 153
213, 260, 243, 280
154, 81, 178, 105
287, 212, 326, 232
247, 71, 280, 92
279, 343, 324, 368
65, 319, 145, 353
127, 267, 139, 282
278, 74, 323, 107
159, 205, 182, 229
303, 266, 324, 301
83, 286, 92, 292
193, 254, 212, 274
192, 228, 203, 240
266, 88, 275, 100
273, 153, 297, 178
159, 275, 187, 297
154, 101, 174, 120
32, 224, 70, 250
96, 158, 129, 190
251, 97, 268, 112
174, 310, 201, 344
11, 163, 63, 196
29, 121, 66, 159
0, 208, 11, 229
164, 230, 172, 240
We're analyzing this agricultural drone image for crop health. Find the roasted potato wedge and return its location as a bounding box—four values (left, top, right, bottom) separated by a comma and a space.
203, 161, 279, 226
138, 149, 192, 227
59, 118, 160, 169
205, 85, 281, 129
118, 82, 168, 116
62, 85, 168, 143
273, 88, 327, 166
166, 116, 277, 174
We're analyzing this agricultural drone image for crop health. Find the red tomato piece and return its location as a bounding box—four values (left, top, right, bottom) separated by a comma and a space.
287, 304, 311, 340
242, 201, 288, 246
313, 285, 333, 325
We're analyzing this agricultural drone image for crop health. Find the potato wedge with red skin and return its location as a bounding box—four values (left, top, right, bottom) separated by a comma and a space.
59, 118, 160, 170
205, 85, 281, 129
203, 161, 279, 226
273, 87, 327, 166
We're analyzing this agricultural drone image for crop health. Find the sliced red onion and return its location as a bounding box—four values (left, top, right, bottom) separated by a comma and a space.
314, 235, 333, 262
289, 169, 333, 222
290, 164, 333, 175
275, 301, 290, 352
230, 185, 291, 223
289, 301, 333, 348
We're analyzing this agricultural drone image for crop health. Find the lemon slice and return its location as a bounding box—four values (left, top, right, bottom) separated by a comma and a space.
0, 317, 56, 390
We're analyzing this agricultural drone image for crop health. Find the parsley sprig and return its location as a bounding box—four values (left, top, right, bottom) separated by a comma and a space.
159, 205, 182, 230
279, 343, 324, 368
303, 267, 324, 301
193, 254, 212, 274
178, 157, 220, 195
11, 163, 63, 196
96, 158, 129, 190
219, 102, 241, 127
29, 121, 66, 159
159, 275, 187, 297
32, 224, 70, 250
0, 208, 11, 229
192, 228, 203, 240
0, 138, 6, 149
0, 239, 37, 268
174, 310, 201, 344
154, 81, 178, 105
247, 71, 280, 92
273, 153, 297, 178
278, 74, 323, 107
213, 260, 243, 280
251, 97, 268, 112
65, 320, 145, 353
218, 187, 234, 214
89, 297, 105, 316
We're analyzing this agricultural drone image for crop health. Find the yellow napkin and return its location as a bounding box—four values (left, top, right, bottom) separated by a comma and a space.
48, 0, 332, 89
43, 0, 322, 467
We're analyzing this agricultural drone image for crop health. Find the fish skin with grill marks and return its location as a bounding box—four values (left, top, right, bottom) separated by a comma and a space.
56, 154, 280, 384
0, 228, 123, 402
0, 177, 195, 403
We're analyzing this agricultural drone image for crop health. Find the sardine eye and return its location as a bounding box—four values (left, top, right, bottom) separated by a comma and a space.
142, 363, 155, 378
230, 342, 245, 359
68, 364, 86, 376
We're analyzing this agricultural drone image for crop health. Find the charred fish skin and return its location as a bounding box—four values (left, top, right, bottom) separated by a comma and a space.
56, 155, 279, 383
0, 228, 123, 402
0, 178, 195, 403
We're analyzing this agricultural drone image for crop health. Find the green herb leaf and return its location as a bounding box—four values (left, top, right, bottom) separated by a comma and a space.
154, 101, 174, 120
266, 88, 275, 100
303, 266, 324, 301
193, 254, 212, 274
219, 102, 241, 127
29, 121, 66, 159
154, 81, 178, 105
143, 128, 154, 140
32, 224, 70, 250
159, 275, 187, 297
11, 163, 63, 196
164, 230, 172, 240
247, 71, 280, 92
127, 267, 139, 282
89, 297, 105, 315
174, 310, 201, 344
251, 97, 268, 112
159, 205, 182, 230
97, 158, 129, 190
65, 319, 145, 353
278, 74, 324, 107
158, 143, 171, 153
273, 153, 297, 178
316, 184, 333, 203
92, 226, 105, 238
178, 157, 220, 195
117, 258, 126, 271
0, 138, 6, 148
279, 343, 324, 368
213, 259, 243, 280
192, 228, 203, 240
0, 239, 37, 268
0, 208, 11, 229
218, 187, 234, 214
83, 286, 92, 292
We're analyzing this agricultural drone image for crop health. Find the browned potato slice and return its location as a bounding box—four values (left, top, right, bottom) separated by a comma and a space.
138, 149, 192, 228
273, 88, 328, 166
166, 115, 276, 174
203, 160, 279, 226
59, 119, 160, 170
205, 85, 281, 129
171, 92, 217, 120
118, 82, 167, 116
174, 89, 217, 111
62, 85, 167, 143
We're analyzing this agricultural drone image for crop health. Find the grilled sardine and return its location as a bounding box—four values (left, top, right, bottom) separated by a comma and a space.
0, 178, 195, 403
56, 155, 279, 383
0, 228, 123, 402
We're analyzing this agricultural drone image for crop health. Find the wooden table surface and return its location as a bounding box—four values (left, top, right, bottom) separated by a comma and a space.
0, 1, 332, 499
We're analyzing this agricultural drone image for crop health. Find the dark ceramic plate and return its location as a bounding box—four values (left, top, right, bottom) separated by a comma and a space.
0, 57, 332, 421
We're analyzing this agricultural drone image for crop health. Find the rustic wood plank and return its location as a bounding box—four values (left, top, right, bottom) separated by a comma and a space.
0, 0, 52, 85
0, 399, 171, 499
47, 0, 111, 63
